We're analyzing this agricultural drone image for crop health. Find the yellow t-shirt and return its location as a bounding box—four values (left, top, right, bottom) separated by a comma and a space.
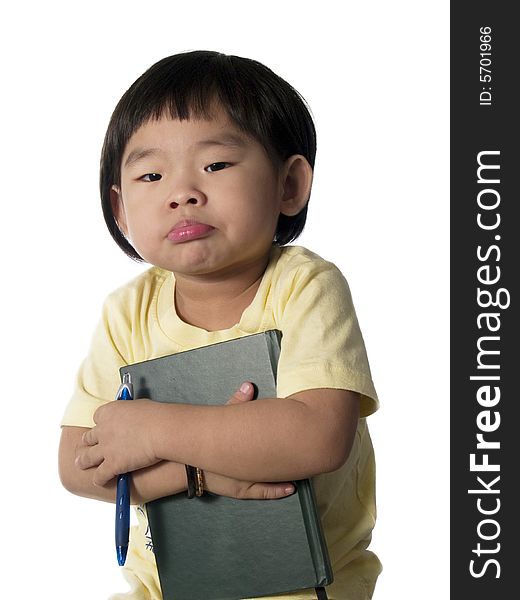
62, 245, 381, 600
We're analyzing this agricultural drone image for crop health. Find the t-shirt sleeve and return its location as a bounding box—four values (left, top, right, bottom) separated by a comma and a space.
60, 295, 131, 428
274, 257, 378, 417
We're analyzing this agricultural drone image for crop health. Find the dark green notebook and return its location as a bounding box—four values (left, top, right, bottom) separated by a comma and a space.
121, 330, 333, 600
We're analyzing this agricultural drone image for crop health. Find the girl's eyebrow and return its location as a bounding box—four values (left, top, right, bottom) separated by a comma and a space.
124, 135, 248, 168
124, 147, 164, 168
195, 134, 248, 149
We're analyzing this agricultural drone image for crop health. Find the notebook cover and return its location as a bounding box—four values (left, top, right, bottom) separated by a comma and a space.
121, 330, 332, 600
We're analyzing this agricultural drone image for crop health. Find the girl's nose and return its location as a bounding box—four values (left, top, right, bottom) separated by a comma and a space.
168, 189, 207, 209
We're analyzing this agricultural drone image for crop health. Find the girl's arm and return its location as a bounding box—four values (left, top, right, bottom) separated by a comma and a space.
60, 383, 296, 503
76, 386, 360, 487
59, 428, 294, 503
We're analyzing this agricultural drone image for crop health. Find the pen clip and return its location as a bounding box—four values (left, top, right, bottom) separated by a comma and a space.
117, 372, 134, 401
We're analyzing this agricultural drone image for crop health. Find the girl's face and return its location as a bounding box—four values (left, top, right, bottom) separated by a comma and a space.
112, 106, 302, 281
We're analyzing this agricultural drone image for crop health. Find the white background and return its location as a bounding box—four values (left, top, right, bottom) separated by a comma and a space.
0, 1, 449, 598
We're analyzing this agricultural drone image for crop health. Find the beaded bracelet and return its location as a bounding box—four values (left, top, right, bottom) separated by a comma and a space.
194, 466, 204, 497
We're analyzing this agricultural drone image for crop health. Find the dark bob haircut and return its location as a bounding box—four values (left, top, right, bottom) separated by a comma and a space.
100, 50, 317, 261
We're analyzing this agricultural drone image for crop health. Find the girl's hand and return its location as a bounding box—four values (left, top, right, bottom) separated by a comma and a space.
205, 381, 295, 500
76, 399, 162, 486
203, 470, 294, 500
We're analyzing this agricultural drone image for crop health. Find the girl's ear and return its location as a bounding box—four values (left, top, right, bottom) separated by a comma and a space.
110, 185, 128, 236
279, 155, 313, 217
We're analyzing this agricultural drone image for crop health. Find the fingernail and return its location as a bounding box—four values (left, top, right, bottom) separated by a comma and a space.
284, 484, 295, 495
240, 382, 250, 393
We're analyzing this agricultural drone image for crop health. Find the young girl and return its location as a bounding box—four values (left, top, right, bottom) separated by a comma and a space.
59, 50, 381, 600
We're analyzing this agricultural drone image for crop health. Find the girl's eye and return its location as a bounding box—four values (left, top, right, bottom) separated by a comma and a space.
205, 162, 230, 173
140, 173, 162, 182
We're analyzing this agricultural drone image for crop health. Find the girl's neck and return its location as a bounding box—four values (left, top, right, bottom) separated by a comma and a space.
173, 255, 270, 331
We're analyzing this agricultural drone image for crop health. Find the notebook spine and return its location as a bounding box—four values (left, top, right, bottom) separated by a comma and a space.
297, 478, 333, 586
264, 329, 282, 381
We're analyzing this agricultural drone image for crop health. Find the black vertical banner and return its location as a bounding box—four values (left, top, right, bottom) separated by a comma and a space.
451, 3, 519, 597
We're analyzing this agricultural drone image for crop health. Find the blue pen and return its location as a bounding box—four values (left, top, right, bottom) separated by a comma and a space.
115, 372, 133, 566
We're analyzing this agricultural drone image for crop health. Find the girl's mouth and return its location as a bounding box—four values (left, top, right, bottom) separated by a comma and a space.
167, 220, 215, 243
